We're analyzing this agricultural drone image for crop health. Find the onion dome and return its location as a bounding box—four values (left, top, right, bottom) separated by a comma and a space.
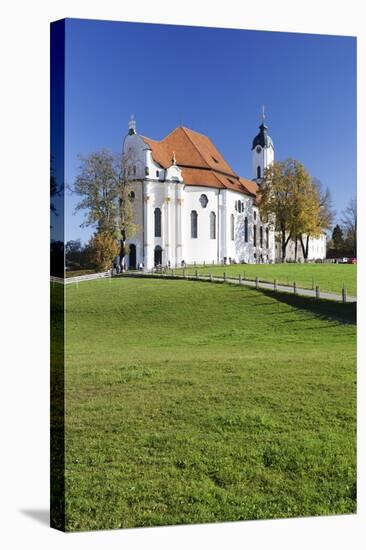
251, 122, 274, 150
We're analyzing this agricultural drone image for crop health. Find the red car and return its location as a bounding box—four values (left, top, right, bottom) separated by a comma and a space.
347, 257, 357, 264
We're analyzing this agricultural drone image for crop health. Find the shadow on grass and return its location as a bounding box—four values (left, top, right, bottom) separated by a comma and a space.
257, 287, 356, 326
117, 273, 356, 326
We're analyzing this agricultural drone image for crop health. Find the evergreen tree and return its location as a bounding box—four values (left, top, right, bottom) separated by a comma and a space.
332, 224, 344, 254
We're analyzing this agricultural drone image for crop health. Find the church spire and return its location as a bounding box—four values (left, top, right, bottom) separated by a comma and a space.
128, 114, 136, 135
259, 104, 268, 131
251, 108, 274, 181
252, 108, 273, 150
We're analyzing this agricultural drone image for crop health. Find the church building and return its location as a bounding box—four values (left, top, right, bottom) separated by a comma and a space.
122, 115, 324, 270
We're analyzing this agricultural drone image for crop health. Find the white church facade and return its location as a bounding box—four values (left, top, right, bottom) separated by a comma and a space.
122, 115, 325, 270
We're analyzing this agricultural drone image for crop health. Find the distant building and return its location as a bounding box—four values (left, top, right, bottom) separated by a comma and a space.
275, 234, 327, 263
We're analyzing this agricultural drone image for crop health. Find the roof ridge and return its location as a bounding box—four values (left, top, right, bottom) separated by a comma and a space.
182, 126, 239, 177
180, 126, 210, 138
141, 126, 180, 144
180, 127, 212, 170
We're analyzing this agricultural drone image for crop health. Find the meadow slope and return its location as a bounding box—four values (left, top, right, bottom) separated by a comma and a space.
174, 263, 356, 296
64, 278, 356, 531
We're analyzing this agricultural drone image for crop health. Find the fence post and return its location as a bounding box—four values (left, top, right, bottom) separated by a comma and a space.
342, 286, 347, 303
203, 260, 205, 267
255, 276, 259, 289
183, 268, 186, 279
239, 274, 242, 285
210, 273, 212, 282
293, 281, 297, 295
316, 285, 320, 299
195, 269, 198, 279
274, 279, 277, 291
312, 277, 314, 290
223, 271, 226, 282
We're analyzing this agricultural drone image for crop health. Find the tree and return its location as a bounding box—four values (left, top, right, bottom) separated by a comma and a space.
298, 179, 334, 260
332, 224, 344, 254
66, 239, 82, 254
341, 198, 357, 257
87, 232, 119, 272
259, 159, 320, 262
65, 239, 83, 269
74, 149, 136, 269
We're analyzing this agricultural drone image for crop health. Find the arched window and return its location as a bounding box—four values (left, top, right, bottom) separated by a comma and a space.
253, 224, 257, 246
266, 227, 269, 248
154, 208, 161, 237
230, 214, 235, 241
199, 194, 208, 208
244, 217, 248, 243
210, 212, 216, 239
191, 210, 198, 238
260, 226, 263, 248
257, 166, 261, 179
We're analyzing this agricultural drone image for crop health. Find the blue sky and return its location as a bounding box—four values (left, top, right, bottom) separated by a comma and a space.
63, 18, 356, 243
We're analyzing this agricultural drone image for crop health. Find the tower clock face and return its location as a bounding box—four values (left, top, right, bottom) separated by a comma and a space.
256, 146, 261, 154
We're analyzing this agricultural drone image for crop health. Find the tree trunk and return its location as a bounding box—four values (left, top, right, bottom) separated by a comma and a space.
119, 229, 127, 271
281, 230, 286, 262
294, 237, 298, 262
299, 234, 310, 261
305, 235, 310, 260
281, 229, 292, 263
299, 235, 306, 260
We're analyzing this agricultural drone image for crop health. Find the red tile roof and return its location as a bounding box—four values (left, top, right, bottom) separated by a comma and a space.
141, 126, 257, 198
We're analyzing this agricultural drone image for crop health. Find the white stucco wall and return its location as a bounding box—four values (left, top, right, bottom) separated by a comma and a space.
252, 144, 274, 181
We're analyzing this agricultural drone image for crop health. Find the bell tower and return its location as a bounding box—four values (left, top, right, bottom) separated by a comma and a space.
251, 106, 274, 183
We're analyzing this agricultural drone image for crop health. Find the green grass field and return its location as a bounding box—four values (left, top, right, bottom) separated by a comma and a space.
64, 278, 356, 531
173, 263, 356, 296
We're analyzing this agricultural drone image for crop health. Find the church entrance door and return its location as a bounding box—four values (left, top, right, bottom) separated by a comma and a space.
129, 244, 136, 270
154, 245, 163, 266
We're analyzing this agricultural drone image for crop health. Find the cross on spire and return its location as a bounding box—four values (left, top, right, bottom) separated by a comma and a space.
262, 104, 265, 123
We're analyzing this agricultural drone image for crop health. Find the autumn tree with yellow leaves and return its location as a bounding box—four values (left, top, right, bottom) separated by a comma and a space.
86, 232, 120, 272
259, 159, 333, 262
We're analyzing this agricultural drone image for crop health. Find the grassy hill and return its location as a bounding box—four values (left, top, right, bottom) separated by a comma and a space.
64, 278, 356, 531
173, 263, 356, 296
